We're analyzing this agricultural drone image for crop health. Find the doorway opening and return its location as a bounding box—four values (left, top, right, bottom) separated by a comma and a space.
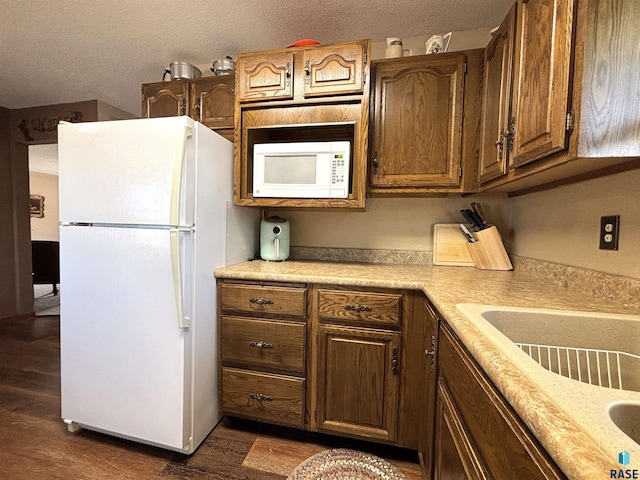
28, 143, 60, 316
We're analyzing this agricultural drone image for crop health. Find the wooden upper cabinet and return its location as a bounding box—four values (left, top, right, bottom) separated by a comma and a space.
141, 81, 188, 118
478, 0, 640, 193
369, 53, 466, 189
509, 0, 575, 168
302, 42, 367, 97
236, 40, 367, 103
479, 4, 516, 183
190, 76, 234, 129
233, 39, 371, 209
142, 76, 234, 140
236, 50, 294, 102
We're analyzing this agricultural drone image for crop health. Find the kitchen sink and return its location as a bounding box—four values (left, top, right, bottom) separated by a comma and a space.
609, 402, 640, 444
456, 303, 640, 456
455, 304, 640, 393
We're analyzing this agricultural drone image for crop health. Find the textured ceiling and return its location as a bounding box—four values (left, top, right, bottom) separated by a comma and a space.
1, 0, 512, 118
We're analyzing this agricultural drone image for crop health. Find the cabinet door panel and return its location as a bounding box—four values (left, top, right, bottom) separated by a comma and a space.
510, 0, 575, 168
141, 82, 188, 118
303, 42, 366, 97
479, 4, 516, 183
316, 325, 400, 441
236, 51, 294, 102
370, 54, 465, 188
191, 76, 234, 129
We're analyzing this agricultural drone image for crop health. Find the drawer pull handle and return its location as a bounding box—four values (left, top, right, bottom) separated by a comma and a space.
249, 393, 273, 402
345, 304, 372, 313
250, 297, 274, 305
249, 341, 274, 349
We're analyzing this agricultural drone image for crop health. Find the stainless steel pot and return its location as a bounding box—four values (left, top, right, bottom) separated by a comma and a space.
211, 56, 235, 76
165, 61, 202, 81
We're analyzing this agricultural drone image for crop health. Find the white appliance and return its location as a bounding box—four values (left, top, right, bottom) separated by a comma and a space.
252, 141, 350, 198
58, 116, 257, 454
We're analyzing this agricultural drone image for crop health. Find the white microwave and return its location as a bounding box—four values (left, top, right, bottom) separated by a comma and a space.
253, 141, 350, 198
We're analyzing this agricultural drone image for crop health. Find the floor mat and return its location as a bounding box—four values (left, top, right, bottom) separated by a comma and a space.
242, 435, 422, 479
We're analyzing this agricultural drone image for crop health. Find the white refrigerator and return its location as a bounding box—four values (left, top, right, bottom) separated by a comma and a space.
58, 116, 257, 454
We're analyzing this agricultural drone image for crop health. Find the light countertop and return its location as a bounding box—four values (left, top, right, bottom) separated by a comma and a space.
215, 260, 640, 479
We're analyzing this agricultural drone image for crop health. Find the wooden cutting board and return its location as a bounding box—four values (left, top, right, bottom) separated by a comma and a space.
432, 224, 475, 266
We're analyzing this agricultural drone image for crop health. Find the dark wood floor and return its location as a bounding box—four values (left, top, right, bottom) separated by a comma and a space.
0, 314, 421, 479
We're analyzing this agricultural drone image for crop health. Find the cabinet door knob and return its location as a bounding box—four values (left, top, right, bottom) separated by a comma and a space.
507, 117, 516, 152
372, 151, 379, 172
304, 60, 311, 84
284, 62, 291, 87
391, 347, 399, 374
495, 131, 506, 160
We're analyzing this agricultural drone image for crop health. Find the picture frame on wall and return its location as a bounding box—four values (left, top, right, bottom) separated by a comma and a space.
30, 195, 45, 218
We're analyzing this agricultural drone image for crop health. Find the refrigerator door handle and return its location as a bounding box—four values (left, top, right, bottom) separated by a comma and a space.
170, 126, 194, 227
170, 227, 192, 329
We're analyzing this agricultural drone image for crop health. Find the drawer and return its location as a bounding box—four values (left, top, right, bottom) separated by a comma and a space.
317, 289, 402, 326
220, 316, 306, 375
220, 283, 307, 318
221, 367, 305, 428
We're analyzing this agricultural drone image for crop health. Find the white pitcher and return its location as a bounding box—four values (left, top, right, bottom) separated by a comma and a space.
425, 32, 452, 54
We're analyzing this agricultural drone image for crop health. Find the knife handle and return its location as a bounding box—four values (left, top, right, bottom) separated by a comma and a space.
471, 202, 488, 227
460, 209, 476, 229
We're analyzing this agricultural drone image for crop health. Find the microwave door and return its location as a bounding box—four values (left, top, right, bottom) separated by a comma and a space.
254, 153, 321, 198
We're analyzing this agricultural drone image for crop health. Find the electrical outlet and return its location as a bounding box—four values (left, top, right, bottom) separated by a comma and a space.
599, 215, 620, 250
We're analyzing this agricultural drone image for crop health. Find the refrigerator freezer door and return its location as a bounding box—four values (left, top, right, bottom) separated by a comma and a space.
60, 225, 193, 451
58, 117, 194, 227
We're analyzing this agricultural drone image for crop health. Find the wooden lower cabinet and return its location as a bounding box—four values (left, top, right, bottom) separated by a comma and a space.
218, 280, 431, 450
218, 279, 567, 479
434, 323, 565, 480
315, 324, 400, 442
218, 281, 309, 429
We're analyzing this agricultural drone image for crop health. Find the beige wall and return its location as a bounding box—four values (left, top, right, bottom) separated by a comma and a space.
273, 195, 511, 252
276, 168, 640, 280
510, 169, 640, 279
29, 171, 59, 241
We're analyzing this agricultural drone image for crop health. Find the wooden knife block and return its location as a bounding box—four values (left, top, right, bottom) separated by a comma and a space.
466, 226, 513, 271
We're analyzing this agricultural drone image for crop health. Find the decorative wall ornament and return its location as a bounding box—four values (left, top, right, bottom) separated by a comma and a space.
30, 195, 44, 218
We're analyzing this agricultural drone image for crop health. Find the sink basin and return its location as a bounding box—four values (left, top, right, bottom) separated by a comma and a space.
609, 402, 640, 444
456, 304, 640, 458
456, 304, 640, 393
